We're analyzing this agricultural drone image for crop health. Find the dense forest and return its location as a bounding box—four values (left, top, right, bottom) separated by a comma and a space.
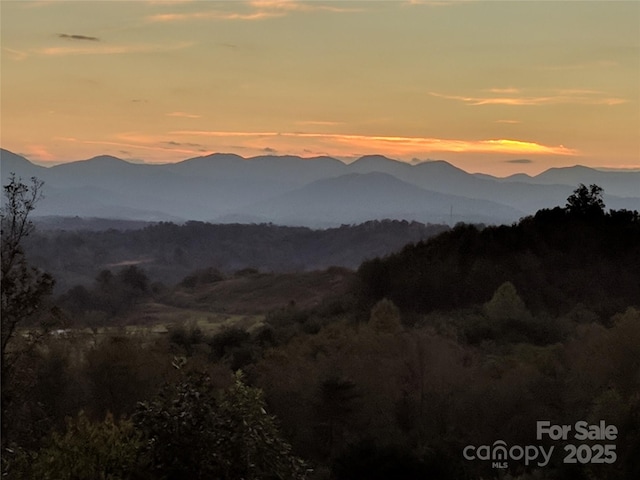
24, 219, 448, 292
357, 188, 640, 321
2, 180, 639, 479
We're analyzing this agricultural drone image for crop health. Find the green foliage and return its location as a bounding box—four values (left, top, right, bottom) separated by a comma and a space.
217, 372, 309, 480
483, 281, 529, 321
134, 370, 308, 480
133, 371, 222, 479
369, 298, 402, 334
12, 412, 143, 480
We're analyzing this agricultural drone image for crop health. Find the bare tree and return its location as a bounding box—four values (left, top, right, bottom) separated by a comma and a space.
1, 174, 55, 441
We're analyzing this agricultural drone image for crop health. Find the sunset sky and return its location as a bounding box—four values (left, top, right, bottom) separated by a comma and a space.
1, 0, 638, 175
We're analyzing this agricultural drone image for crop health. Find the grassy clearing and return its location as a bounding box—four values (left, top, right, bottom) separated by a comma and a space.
172, 269, 355, 314
24, 268, 353, 344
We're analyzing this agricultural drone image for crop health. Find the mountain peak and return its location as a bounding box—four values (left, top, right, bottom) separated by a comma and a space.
199, 152, 244, 161
85, 155, 130, 164
0, 148, 46, 178
352, 154, 400, 165
540, 164, 595, 175
1, 148, 33, 165
413, 159, 467, 175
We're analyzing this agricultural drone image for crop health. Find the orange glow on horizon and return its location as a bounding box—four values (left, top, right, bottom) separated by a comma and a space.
169, 131, 578, 157
2, 1, 637, 176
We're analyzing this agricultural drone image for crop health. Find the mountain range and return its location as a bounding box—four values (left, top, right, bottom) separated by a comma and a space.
1, 148, 638, 227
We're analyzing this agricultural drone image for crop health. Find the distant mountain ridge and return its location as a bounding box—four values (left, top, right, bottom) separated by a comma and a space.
1, 148, 638, 227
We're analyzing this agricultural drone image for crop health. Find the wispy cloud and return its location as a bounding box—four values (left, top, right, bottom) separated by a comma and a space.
166, 112, 202, 119
2, 47, 29, 61
148, 0, 359, 22
57, 129, 577, 164
486, 88, 520, 94
149, 10, 283, 22
505, 159, 534, 164
162, 140, 205, 148
36, 41, 193, 56
21, 145, 56, 162
296, 120, 344, 126
430, 89, 626, 106
58, 136, 205, 156
58, 33, 100, 41
249, 0, 359, 13
169, 130, 578, 156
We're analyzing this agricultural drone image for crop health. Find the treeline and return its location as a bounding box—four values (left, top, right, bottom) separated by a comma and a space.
57, 265, 156, 321
24, 219, 447, 292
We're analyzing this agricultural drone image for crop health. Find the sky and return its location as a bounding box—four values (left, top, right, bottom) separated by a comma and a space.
1, 0, 638, 176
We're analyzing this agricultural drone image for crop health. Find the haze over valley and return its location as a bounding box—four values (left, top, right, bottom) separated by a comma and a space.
2, 148, 638, 227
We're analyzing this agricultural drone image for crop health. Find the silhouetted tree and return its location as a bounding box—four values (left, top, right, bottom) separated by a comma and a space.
565, 183, 605, 216
1, 174, 55, 443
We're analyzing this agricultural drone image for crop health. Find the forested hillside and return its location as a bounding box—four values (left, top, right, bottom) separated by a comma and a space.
3, 184, 639, 480
24, 219, 447, 292
358, 198, 640, 320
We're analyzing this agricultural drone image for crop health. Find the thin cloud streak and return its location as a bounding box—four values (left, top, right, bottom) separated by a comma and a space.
249, 0, 360, 13
57, 136, 204, 156
166, 112, 202, 119
486, 88, 520, 94
22, 145, 57, 162
170, 130, 578, 156
149, 10, 284, 22
148, 0, 359, 22
36, 41, 194, 56
296, 120, 344, 126
58, 33, 100, 41
2, 47, 29, 61
430, 90, 626, 106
